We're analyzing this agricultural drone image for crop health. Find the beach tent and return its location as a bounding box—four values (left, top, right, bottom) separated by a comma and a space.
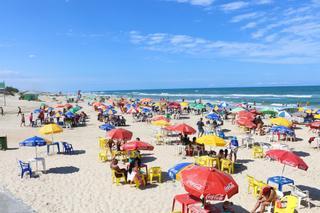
278, 111, 292, 119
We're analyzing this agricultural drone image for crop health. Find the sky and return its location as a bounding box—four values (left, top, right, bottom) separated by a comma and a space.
0, 0, 320, 92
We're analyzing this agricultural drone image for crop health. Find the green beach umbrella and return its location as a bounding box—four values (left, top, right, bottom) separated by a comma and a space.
193, 104, 206, 110
260, 108, 278, 117
69, 106, 81, 114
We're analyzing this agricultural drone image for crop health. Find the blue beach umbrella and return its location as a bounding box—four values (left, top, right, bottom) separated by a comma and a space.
65, 111, 75, 118
270, 126, 294, 135
33, 109, 41, 114
206, 103, 214, 108
142, 107, 151, 113
99, 123, 115, 131
19, 136, 49, 160
206, 113, 221, 121
168, 162, 194, 180
103, 108, 117, 115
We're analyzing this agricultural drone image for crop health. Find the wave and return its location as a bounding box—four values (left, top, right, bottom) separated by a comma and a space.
120, 92, 313, 99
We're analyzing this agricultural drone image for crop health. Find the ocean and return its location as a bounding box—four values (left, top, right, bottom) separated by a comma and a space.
91, 85, 320, 107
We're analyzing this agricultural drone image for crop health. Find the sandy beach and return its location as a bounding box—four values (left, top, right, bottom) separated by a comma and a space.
0, 95, 319, 213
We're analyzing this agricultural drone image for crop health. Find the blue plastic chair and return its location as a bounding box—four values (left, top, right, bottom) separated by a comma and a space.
218, 131, 226, 139
62, 142, 74, 154
18, 160, 32, 178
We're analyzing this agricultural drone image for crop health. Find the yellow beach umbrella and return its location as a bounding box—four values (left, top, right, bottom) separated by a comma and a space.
314, 114, 320, 119
196, 135, 226, 147
180, 102, 189, 107
39, 124, 63, 135
151, 120, 170, 127
298, 107, 304, 112
305, 109, 313, 114
270, 117, 292, 127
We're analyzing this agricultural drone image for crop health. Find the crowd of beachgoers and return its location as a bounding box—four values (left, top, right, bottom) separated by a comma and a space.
0, 94, 320, 213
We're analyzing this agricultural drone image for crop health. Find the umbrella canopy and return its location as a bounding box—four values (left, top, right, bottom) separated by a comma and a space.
260, 108, 278, 117
64, 103, 73, 109
168, 162, 194, 181
196, 135, 226, 147
308, 121, 320, 129
104, 108, 117, 115
65, 111, 75, 118
168, 102, 181, 109
121, 140, 154, 151
181, 166, 239, 201
140, 98, 152, 103
141, 107, 152, 113
20, 136, 48, 147
55, 104, 65, 108
180, 102, 189, 107
107, 128, 133, 141
69, 106, 81, 114
171, 123, 196, 135
270, 118, 292, 127
39, 124, 63, 135
127, 107, 139, 114
151, 115, 170, 122
270, 126, 294, 135
193, 104, 206, 110
265, 149, 308, 171
151, 120, 170, 127
231, 107, 245, 113
236, 118, 256, 129
278, 111, 291, 118
237, 111, 255, 120
206, 113, 221, 121
99, 123, 115, 131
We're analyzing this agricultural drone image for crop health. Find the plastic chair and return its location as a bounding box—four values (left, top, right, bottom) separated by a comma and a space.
98, 137, 107, 149
62, 142, 74, 154
18, 160, 32, 178
247, 175, 256, 194
111, 169, 127, 186
288, 185, 311, 209
220, 159, 234, 174
194, 156, 207, 167
98, 149, 111, 162
134, 174, 146, 188
274, 195, 298, 213
254, 181, 269, 197
252, 145, 264, 158
148, 166, 162, 183
155, 134, 165, 145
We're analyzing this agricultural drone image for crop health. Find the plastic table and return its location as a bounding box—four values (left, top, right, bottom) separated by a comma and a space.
47, 142, 60, 155
172, 194, 201, 213
267, 176, 294, 191
28, 157, 46, 172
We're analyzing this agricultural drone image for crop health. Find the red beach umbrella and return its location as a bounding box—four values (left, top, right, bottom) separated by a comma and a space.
152, 115, 170, 122
172, 123, 196, 135
265, 149, 308, 171
308, 121, 320, 129
236, 118, 256, 129
168, 102, 181, 109
55, 104, 65, 108
121, 140, 154, 151
107, 128, 133, 141
181, 166, 238, 201
64, 103, 73, 109
237, 111, 255, 120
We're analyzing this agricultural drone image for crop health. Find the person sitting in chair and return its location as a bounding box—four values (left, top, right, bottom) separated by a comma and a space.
110, 159, 127, 181
251, 186, 277, 213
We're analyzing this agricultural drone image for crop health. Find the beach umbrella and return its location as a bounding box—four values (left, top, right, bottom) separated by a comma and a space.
99, 123, 115, 131
39, 123, 63, 142
64, 103, 73, 109
196, 135, 226, 147
292, 111, 307, 118
104, 108, 117, 115
218, 102, 228, 108
180, 102, 189, 108
270, 126, 294, 135
151, 120, 170, 127
107, 128, 133, 141
193, 104, 206, 110
206, 103, 214, 108
141, 107, 151, 113
308, 121, 320, 129
121, 140, 154, 151
33, 109, 41, 114
181, 166, 239, 201
168, 102, 181, 109
55, 111, 63, 118
270, 118, 292, 127
19, 136, 49, 160
168, 162, 194, 181
151, 115, 170, 122
171, 123, 196, 135
231, 107, 245, 113
260, 108, 278, 117
278, 111, 291, 119
140, 98, 152, 103
206, 113, 221, 121
237, 111, 255, 120
314, 114, 320, 120
236, 118, 256, 129
69, 106, 81, 114
65, 111, 75, 118
265, 149, 308, 174
127, 107, 139, 114
55, 104, 65, 108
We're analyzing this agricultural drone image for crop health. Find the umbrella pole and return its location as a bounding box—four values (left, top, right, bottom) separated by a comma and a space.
35, 146, 39, 171
281, 164, 286, 176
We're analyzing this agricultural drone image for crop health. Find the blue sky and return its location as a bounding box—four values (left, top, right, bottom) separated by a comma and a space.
0, 0, 320, 91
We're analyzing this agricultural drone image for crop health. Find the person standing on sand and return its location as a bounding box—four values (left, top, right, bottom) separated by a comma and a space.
17, 106, 22, 116
197, 118, 205, 137
0, 107, 3, 116
20, 113, 26, 127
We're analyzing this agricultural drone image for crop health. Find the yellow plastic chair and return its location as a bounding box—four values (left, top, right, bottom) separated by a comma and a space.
274, 195, 298, 213
207, 157, 220, 169
111, 169, 127, 186
155, 133, 165, 145
134, 174, 146, 188
252, 145, 264, 158
98, 137, 107, 149
247, 175, 256, 194
220, 159, 234, 174
98, 149, 109, 162
148, 166, 162, 183
195, 156, 207, 167
254, 181, 269, 197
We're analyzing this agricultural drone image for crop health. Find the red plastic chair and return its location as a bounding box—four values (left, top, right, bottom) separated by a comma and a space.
172, 193, 201, 213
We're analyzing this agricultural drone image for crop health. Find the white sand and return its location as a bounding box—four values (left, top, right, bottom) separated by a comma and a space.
0, 95, 319, 213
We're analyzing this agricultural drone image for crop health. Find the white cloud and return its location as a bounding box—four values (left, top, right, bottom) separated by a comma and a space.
231, 12, 260, 23
129, 31, 320, 64
255, 0, 273, 5
174, 0, 214, 6
28, 54, 36, 58
220, 1, 249, 12
241, 22, 257, 29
